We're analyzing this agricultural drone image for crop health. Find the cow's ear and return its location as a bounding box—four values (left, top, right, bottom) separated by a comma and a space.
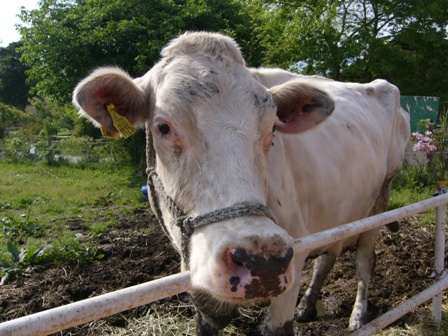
73, 67, 149, 139
269, 81, 334, 134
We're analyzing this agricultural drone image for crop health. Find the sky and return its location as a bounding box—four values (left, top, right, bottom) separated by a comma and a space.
0, 0, 39, 47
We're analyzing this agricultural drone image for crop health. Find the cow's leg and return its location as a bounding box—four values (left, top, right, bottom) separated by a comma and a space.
264, 255, 306, 336
296, 253, 337, 322
348, 227, 379, 331
190, 292, 238, 336
348, 177, 393, 331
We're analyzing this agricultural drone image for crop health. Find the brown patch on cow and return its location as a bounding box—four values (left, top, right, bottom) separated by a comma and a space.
232, 247, 293, 299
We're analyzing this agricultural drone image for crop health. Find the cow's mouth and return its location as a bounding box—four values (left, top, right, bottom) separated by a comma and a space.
229, 274, 291, 300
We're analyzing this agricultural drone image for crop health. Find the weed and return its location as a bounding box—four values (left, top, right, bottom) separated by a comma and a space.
0, 202, 12, 211
48, 237, 105, 265
87, 219, 117, 235
94, 190, 123, 207
1, 212, 40, 242
0, 241, 48, 285
42, 204, 66, 215
139, 227, 155, 235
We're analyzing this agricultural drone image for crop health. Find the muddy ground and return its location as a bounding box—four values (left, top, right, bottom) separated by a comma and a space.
0, 207, 445, 335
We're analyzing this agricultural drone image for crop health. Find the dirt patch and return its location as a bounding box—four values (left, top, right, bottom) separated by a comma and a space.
0, 210, 445, 335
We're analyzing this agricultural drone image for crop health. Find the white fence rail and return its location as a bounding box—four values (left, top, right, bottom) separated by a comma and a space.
0, 193, 447, 336
0, 273, 191, 336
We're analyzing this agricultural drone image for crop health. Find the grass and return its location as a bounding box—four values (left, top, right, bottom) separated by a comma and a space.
1, 161, 447, 334
0, 162, 145, 224
0, 161, 147, 282
390, 185, 436, 227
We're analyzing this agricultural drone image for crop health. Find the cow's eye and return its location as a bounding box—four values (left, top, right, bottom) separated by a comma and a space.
158, 123, 171, 135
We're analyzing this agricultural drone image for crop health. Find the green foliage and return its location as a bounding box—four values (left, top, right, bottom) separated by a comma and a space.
18, 0, 175, 101
94, 191, 122, 207
1, 212, 40, 242
0, 103, 27, 139
109, 129, 147, 168
251, 0, 342, 73
252, 0, 448, 104
26, 97, 78, 136
0, 42, 30, 108
18, 0, 258, 103
72, 118, 102, 138
7, 0, 447, 109
0, 211, 47, 285
392, 162, 434, 191
0, 162, 145, 284
59, 136, 103, 163
1, 137, 30, 163
47, 237, 105, 266
0, 241, 48, 285
402, 116, 448, 188
0, 97, 80, 164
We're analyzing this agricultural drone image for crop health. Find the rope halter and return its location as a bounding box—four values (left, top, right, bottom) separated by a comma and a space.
146, 167, 277, 263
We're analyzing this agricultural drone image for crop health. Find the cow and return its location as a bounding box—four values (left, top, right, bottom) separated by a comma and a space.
73, 32, 410, 335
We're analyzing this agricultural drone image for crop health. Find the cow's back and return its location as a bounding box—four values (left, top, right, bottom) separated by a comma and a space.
267, 78, 410, 247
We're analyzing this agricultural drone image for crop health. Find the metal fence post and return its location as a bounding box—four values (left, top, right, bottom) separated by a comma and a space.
433, 183, 447, 324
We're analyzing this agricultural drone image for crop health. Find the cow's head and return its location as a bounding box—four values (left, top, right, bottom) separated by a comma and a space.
73, 32, 333, 304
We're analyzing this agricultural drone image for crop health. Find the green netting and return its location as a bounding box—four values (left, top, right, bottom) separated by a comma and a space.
400, 96, 440, 133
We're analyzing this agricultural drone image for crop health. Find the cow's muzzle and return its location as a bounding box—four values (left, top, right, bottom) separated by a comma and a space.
146, 168, 279, 262
226, 246, 294, 299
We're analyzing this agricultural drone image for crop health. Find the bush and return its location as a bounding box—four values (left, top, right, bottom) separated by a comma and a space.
59, 136, 103, 163
396, 116, 448, 191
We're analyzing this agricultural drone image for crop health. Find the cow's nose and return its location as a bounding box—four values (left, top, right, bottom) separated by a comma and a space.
231, 247, 293, 273
226, 247, 294, 299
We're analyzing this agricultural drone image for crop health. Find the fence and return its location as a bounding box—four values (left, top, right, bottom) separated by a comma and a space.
0, 193, 447, 336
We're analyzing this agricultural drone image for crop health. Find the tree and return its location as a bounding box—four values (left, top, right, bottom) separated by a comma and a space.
0, 102, 27, 139
179, 0, 265, 67
18, 0, 181, 103
0, 42, 30, 108
17, 0, 259, 104
253, 0, 448, 94
363, 10, 448, 98
250, 0, 345, 77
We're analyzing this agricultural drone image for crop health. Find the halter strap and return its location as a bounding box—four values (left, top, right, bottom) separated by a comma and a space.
146, 167, 277, 262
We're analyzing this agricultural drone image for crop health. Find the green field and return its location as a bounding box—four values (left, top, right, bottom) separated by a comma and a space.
0, 162, 147, 283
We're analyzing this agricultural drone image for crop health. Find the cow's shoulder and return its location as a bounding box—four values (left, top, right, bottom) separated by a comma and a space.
306, 79, 402, 119
249, 68, 333, 89
361, 79, 401, 115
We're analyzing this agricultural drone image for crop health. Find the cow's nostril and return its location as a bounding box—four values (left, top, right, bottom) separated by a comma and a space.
283, 247, 294, 267
231, 248, 250, 267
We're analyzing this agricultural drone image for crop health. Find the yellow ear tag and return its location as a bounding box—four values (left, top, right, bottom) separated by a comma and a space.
105, 104, 136, 139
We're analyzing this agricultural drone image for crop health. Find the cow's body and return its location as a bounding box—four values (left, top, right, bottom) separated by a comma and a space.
73, 32, 410, 335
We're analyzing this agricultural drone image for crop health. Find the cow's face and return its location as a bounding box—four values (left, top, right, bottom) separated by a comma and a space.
150, 44, 295, 302
73, 32, 333, 303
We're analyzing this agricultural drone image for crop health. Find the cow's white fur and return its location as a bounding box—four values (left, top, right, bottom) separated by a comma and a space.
73, 32, 410, 335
